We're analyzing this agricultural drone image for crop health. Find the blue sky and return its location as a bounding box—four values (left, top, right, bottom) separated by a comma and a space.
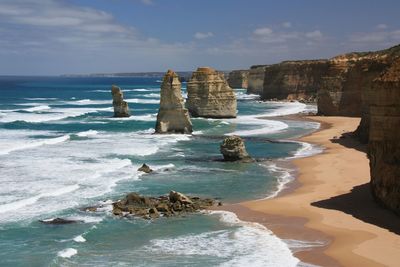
1, 0, 400, 75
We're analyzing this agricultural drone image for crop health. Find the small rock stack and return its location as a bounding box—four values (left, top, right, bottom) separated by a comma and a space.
155, 70, 193, 134
220, 136, 253, 162
111, 85, 130, 117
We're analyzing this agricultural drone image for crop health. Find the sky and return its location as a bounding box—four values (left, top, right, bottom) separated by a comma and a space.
0, 0, 400, 75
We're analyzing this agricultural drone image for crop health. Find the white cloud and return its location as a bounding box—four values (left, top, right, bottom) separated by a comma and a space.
253, 27, 273, 36
305, 30, 323, 39
375, 24, 388, 30
194, 32, 214, 39
252, 26, 323, 44
350, 29, 400, 44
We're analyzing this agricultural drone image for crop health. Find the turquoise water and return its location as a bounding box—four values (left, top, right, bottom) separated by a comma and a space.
0, 76, 320, 267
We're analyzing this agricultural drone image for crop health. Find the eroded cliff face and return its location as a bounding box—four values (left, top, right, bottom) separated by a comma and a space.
186, 67, 237, 118
228, 70, 249, 89
368, 57, 400, 214
155, 70, 192, 134
248, 65, 267, 94
318, 53, 390, 117
262, 60, 329, 102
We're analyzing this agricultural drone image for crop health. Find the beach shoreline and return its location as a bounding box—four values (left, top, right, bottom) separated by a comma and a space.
219, 116, 400, 267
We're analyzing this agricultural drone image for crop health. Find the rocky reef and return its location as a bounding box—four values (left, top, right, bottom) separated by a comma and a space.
186, 67, 237, 118
262, 60, 329, 102
248, 65, 268, 94
112, 191, 217, 219
367, 57, 400, 214
155, 70, 193, 134
111, 85, 130, 117
228, 70, 249, 89
220, 136, 253, 162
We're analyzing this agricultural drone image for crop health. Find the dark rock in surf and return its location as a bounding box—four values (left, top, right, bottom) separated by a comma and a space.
39, 217, 82, 225
138, 163, 153, 173
111, 191, 216, 220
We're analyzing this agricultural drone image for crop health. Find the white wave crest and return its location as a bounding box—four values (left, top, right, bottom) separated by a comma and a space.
57, 248, 77, 258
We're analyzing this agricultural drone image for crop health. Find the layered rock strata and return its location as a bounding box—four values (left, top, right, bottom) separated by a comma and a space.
228, 70, 249, 89
186, 67, 237, 118
111, 85, 130, 117
220, 136, 253, 162
367, 57, 400, 214
248, 65, 268, 94
155, 70, 193, 134
262, 60, 329, 102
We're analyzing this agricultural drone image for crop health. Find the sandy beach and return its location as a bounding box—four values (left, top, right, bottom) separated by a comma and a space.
222, 116, 400, 267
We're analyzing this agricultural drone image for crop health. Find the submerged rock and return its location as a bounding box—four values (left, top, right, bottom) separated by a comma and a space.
111, 85, 130, 117
220, 136, 253, 162
155, 70, 193, 134
138, 163, 153, 173
186, 67, 237, 118
39, 218, 82, 225
112, 191, 216, 219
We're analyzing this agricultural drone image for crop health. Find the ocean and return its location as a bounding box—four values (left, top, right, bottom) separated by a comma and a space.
0, 76, 322, 267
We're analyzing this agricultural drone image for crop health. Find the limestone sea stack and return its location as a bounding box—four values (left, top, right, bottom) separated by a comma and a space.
367, 57, 400, 214
111, 85, 130, 117
248, 65, 268, 95
228, 70, 249, 89
220, 136, 253, 162
186, 67, 237, 118
155, 70, 193, 134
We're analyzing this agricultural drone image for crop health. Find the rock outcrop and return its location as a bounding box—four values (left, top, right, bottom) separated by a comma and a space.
138, 163, 153, 173
39, 218, 82, 224
262, 60, 329, 102
112, 191, 216, 219
111, 85, 130, 117
228, 70, 249, 89
186, 67, 237, 118
220, 136, 253, 162
248, 65, 268, 94
367, 57, 400, 214
155, 70, 193, 134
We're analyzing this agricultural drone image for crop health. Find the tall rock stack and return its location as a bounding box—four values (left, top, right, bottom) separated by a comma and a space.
186, 67, 237, 118
247, 65, 268, 95
228, 70, 249, 89
155, 70, 193, 134
111, 85, 130, 117
367, 57, 400, 214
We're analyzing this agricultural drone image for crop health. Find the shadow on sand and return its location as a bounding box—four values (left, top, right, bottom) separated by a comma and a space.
312, 183, 400, 235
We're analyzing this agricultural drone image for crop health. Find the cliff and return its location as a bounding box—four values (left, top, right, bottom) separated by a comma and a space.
262, 60, 329, 102
111, 85, 130, 117
355, 45, 400, 143
186, 67, 237, 118
155, 70, 192, 134
368, 57, 400, 214
228, 70, 249, 89
318, 51, 392, 117
248, 65, 268, 94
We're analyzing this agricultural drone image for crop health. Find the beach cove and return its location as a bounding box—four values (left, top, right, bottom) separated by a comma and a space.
222, 116, 400, 267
